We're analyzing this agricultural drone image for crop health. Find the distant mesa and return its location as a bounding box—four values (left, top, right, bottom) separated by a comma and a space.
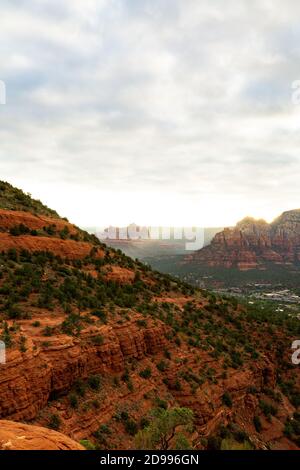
185, 209, 300, 271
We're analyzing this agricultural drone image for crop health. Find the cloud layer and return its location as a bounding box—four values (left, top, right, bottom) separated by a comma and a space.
1, 0, 300, 226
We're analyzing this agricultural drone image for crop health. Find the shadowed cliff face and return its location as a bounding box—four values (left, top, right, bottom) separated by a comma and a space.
0, 183, 299, 450
186, 210, 300, 270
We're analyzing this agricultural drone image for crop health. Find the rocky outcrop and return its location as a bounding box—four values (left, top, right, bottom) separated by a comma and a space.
0, 208, 104, 259
187, 210, 300, 270
0, 338, 52, 421
0, 209, 77, 234
0, 420, 83, 450
0, 233, 104, 259
105, 266, 135, 284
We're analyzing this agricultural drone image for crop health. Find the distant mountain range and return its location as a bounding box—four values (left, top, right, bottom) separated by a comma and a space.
91, 210, 300, 271
133, 210, 300, 289
185, 209, 300, 270
90, 224, 223, 259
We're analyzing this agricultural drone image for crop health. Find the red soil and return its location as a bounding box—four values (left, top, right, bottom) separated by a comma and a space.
0, 209, 78, 234
0, 420, 84, 450
0, 233, 104, 259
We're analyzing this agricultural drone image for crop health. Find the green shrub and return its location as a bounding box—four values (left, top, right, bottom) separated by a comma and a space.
19, 335, 27, 353
124, 419, 138, 436
139, 367, 152, 379
140, 417, 150, 429
9, 224, 30, 236
259, 400, 277, 419
222, 392, 233, 408
79, 439, 96, 450
91, 310, 107, 323
156, 360, 168, 372
92, 335, 104, 346
73, 379, 87, 397
253, 415, 262, 433
88, 375, 101, 391
154, 398, 168, 410
43, 325, 54, 337
69, 393, 79, 409
48, 414, 61, 430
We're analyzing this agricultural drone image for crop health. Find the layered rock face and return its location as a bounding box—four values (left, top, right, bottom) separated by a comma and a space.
0, 209, 104, 259
0, 317, 168, 422
187, 210, 300, 270
0, 209, 77, 234
0, 233, 104, 260
0, 183, 298, 450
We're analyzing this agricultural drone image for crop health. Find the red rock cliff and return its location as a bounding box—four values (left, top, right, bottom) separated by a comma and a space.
187, 210, 300, 270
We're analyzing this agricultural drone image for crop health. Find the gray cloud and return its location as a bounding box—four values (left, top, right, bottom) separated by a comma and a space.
0, 0, 300, 226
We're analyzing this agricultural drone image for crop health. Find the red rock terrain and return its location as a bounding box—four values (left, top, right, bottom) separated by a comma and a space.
0, 183, 299, 450
0, 209, 105, 259
0, 420, 84, 450
0, 209, 77, 234
0, 315, 168, 422
186, 210, 300, 270
0, 232, 104, 260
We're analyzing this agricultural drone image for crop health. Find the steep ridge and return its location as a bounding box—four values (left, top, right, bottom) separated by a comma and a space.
0, 182, 299, 450
0, 181, 59, 217
186, 210, 300, 270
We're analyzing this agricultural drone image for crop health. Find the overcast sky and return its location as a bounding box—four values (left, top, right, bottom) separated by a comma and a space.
1, 0, 300, 227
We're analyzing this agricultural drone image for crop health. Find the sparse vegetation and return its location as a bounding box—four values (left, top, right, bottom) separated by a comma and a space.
0, 182, 299, 451
135, 407, 194, 450
48, 414, 61, 430
222, 392, 233, 408
139, 367, 152, 379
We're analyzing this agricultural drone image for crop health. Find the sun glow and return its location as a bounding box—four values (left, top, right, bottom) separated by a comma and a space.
10, 178, 291, 230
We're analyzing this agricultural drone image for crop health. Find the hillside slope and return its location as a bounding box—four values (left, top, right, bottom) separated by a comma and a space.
0, 181, 60, 217
0, 183, 299, 450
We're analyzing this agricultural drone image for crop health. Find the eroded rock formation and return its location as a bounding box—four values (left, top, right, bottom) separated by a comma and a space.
187, 210, 300, 270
